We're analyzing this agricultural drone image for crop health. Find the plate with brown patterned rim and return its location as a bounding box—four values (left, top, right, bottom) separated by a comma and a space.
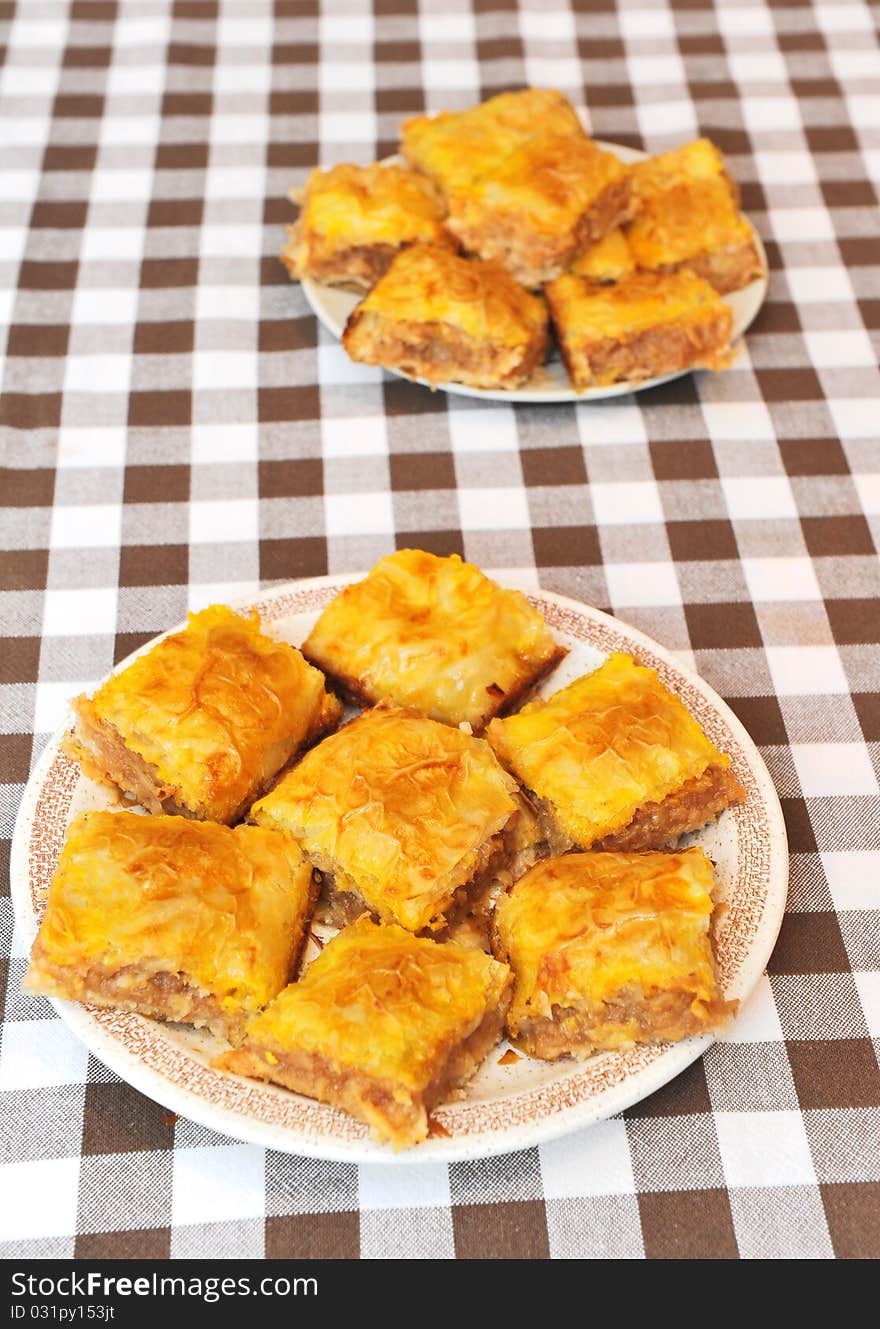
301, 139, 769, 404
11, 576, 788, 1163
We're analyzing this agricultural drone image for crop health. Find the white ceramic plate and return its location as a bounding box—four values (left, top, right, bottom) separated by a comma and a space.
11, 576, 788, 1163
301, 140, 769, 403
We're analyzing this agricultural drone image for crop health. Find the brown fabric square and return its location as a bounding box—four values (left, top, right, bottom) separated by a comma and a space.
258, 458, 323, 499
756, 368, 823, 401
62, 45, 112, 67
258, 317, 316, 353
114, 632, 156, 665
453, 1200, 550, 1259
821, 1183, 880, 1259
75, 1228, 172, 1260
0, 637, 41, 684
6, 324, 70, 358
802, 516, 875, 557
146, 198, 204, 228
389, 451, 456, 491
837, 237, 876, 267
383, 377, 448, 415
533, 525, 601, 567
30, 200, 89, 230
822, 180, 877, 209
18, 260, 78, 290
0, 550, 49, 593
1, 468, 55, 507
825, 599, 880, 646
261, 255, 291, 287
394, 529, 465, 560
781, 797, 817, 853
168, 43, 217, 67
521, 446, 587, 487
118, 543, 189, 587
376, 86, 422, 115
0, 733, 33, 782
267, 143, 318, 169
625, 1058, 711, 1119
767, 912, 850, 975
132, 321, 195, 355
754, 301, 801, 334
70, 3, 118, 21
638, 1189, 738, 1259
852, 694, 880, 742
265, 1211, 359, 1259
788, 1039, 880, 1110
48, 92, 103, 119
650, 439, 717, 481
128, 391, 192, 428
272, 43, 320, 65
725, 695, 788, 746
161, 92, 213, 117
685, 602, 762, 648
258, 386, 320, 423
263, 197, 292, 226
42, 145, 98, 172
668, 519, 738, 562
778, 438, 848, 476
0, 394, 62, 429
804, 124, 858, 152
858, 298, 880, 329
123, 465, 190, 505
81, 1081, 177, 1156
269, 90, 318, 115
155, 142, 210, 171
260, 536, 328, 583
140, 257, 199, 289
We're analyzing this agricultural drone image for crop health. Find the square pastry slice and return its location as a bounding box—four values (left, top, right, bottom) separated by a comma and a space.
66, 605, 342, 824
218, 915, 513, 1148
446, 133, 632, 287
25, 811, 317, 1041
301, 549, 565, 728
341, 243, 549, 390
627, 138, 764, 295
544, 269, 733, 391
492, 848, 733, 1059
487, 652, 745, 852
401, 86, 587, 194
569, 228, 635, 283
280, 162, 453, 292
250, 705, 527, 934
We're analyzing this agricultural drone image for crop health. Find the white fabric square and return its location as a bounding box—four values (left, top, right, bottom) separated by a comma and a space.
199, 224, 264, 259
57, 428, 126, 469
80, 229, 145, 263
0, 1159, 80, 1242
792, 743, 879, 797
324, 489, 394, 536
540, 1117, 636, 1199
816, 2, 874, 31
848, 95, 880, 127
358, 1161, 450, 1211
172, 1146, 266, 1227
854, 973, 880, 1038
729, 52, 789, 83
604, 561, 681, 608
590, 481, 663, 526
321, 414, 387, 458
715, 1111, 816, 1188
421, 59, 481, 91
319, 111, 377, 145
91, 169, 153, 203
821, 852, 880, 912
722, 475, 797, 520
702, 401, 774, 442
448, 405, 518, 454
771, 208, 835, 242
716, 4, 774, 35
628, 54, 687, 86
524, 58, 582, 91
830, 400, 880, 442
805, 331, 877, 369
786, 268, 853, 304
754, 148, 817, 184
518, 11, 574, 40
457, 486, 530, 530
420, 13, 475, 41
723, 974, 784, 1044
742, 97, 803, 133
196, 284, 260, 323
187, 581, 260, 613
33, 680, 92, 736
43, 587, 117, 638
317, 339, 381, 386
0, 1019, 90, 1092
106, 63, 165, 95
320, 62, 375, 93
64, 354, 131, 394
576, 401, 646, 446
619, 7, 674, 38
638, 100, 697, 136
189, 499, 259, 546
193, 350, 257, 392
743, 557, 821, 603
191, 423, 258, 464
766, 645, 849, 697
50, 504, 122, 549
206, 113, 269, 147
852, 470, 880, 512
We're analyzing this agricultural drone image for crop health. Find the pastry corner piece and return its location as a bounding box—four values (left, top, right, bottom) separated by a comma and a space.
250, 704, 529, 936
341, 243, 549, 390
492, 848, 735, 1060
280, 161, 453, 292
25, 811, 317, 1042
217, 915, 513, 1149
301, 548, 565, 728
65, 604, 342, 824
545, 269, 734, 392
487, 651, 745, 853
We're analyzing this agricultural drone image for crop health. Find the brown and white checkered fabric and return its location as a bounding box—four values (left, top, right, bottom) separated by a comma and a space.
2, 0, 879, 1261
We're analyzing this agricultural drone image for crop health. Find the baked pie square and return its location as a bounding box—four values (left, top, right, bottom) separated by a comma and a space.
569, 228, 635, 283
487, 651, 744, 852
341, 243, 549, 390
218, 914, 513, 1148
492, 848, 733, 1059
280, 162, 453, 292
301, 549, 565, 728
66, 604, 342, 825
250, 704, 528, 934
544, 269, 733, 391
25, 811, 317, 1041
627, 138, 764, 295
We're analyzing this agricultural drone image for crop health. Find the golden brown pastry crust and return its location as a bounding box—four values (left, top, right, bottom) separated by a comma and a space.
341, 243, 549, 389
250, 704, 522, 934
301, 549, 565, 729
544, 269, 734, 391
66, 605, 342, 824
25, 811, 317, 1041
569, 227, 635, 283
491, 848, 734, 1059
487, 651, 742, 850
280, 162, 453, 291
218, 915, 513, 1148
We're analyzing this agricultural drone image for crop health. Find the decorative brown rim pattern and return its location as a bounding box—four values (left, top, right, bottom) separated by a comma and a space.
16, 580, 786, 1159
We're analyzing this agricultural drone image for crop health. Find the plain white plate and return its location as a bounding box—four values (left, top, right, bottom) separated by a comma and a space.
11, 576, 788, 1163
301, 140, 769, 403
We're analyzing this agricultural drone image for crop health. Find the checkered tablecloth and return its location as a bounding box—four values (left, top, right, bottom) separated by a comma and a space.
1, 0, 878, 1262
